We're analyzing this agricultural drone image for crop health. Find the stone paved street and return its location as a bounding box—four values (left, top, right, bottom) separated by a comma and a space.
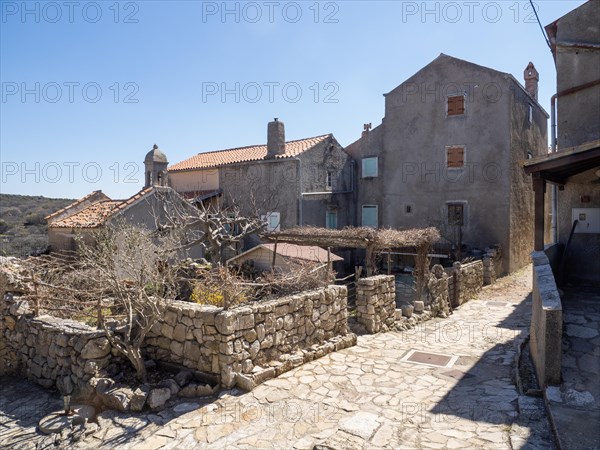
1, 266, 555, 449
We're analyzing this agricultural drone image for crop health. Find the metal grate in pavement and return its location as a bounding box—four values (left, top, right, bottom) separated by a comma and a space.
400, 350, 458, 368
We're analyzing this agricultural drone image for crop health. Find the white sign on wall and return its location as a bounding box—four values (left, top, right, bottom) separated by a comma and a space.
572, 208, 600, 234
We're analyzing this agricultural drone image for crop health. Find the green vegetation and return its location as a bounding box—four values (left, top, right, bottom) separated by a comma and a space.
0, 193, 74, 257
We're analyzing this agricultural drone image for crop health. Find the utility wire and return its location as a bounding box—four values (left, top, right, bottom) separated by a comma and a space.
530, 0, 552, 49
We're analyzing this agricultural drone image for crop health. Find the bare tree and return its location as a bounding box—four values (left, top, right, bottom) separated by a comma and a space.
153, 189, 268, 266
24, 221, 181, 381
77, 223, 180, 380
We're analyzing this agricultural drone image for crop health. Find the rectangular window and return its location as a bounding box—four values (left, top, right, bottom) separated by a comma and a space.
528, 105, 533, 123
447, 95, 465, 116
447, 204, 464, 226
326, 211, 338, 229
362, 157, 378, 178
447, 146, 465, 168
262, 212, 281, 232
326, 171, 333, 189
362, 205, 378, 228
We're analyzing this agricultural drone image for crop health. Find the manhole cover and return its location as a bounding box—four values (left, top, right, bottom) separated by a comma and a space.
400, 350, 458, 368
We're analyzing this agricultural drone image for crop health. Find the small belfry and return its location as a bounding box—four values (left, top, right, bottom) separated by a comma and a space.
144, 144, 169, 187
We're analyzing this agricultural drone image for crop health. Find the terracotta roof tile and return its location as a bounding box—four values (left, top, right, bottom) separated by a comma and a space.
49, 200, 123, 228
44, 190, 107, 220
48, 187, 157, 229
168, 134, 331, 172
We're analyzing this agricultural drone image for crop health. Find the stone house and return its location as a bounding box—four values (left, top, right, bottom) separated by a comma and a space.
46, 185, 202, 257
345, 54, 549, 274
523, 4, 599, 438
167, 120, 355, 233
525, 0, 600, 285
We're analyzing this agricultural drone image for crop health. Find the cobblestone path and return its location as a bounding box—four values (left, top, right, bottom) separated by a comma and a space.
2, 266, 554, 449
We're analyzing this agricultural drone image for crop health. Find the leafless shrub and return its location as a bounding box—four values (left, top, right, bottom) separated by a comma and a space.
256, 260, 334, 298
21, 221, 181, 381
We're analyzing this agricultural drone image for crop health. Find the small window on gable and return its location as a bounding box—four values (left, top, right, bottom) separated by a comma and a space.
448, 204, 464, 226
326, 211, 338, 229
405, 204, 413, 215
447, 147, 465, 168
362, 205, 378, 228
447, 95, 465, 116
326, 171, 333, 189
528, 105, 533, 124
362, 157, 378, 178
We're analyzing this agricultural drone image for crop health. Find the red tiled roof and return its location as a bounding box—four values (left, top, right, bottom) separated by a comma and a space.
44, 190, 107, 220
168, 134, 331, 172
260, 243, 343, 263
49, 187, 156, 229
49, 200, 123, 228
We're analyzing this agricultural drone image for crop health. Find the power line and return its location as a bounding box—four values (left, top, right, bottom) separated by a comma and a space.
530, 0, 551, 49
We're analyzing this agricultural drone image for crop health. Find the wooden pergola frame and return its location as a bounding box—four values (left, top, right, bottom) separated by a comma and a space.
262, 226, 440, 297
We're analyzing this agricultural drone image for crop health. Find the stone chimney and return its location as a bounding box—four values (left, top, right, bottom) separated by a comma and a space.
524, 62, 539, 101
266, 118, 285, 159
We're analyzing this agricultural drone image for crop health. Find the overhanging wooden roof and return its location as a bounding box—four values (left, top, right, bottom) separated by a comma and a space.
523, 139, 600, 185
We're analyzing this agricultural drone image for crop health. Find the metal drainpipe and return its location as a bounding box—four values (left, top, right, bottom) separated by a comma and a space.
551, 93, 558, 244
293, 157, 303, 226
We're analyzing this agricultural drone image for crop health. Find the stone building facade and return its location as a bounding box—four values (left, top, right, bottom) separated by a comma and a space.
345, 54, 549, 274
167, 120, 356, 232
544, 2, 600, 285
46, 184, 203, 258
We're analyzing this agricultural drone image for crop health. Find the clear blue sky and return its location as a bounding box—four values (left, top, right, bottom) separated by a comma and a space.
0, 0, 586, 199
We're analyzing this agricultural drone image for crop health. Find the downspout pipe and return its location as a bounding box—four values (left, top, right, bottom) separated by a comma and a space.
293, 157, 303, 226
551, 93, 558, 244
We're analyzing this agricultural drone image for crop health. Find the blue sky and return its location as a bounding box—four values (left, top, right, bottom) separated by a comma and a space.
0, 0, 586, 199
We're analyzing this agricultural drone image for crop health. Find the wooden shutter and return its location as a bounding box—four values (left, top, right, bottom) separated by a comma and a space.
447, 96, 465, 116
448, 204, 464, 226
447, 147, 464, 168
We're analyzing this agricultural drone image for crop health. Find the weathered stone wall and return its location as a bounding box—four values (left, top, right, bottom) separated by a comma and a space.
145, 303, 220, 375
530, 251, 562, 386
445, 260, 483, 307
146, 285, 356, 389
355, 275, 395, 333
0, 295, 113, 395
483, 247, 502, 285
426, 265, 451, 318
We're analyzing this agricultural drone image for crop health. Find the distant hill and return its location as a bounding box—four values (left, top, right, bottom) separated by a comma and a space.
0, 193, 75, 257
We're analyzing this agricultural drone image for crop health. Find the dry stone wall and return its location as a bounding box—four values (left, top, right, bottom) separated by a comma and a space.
0, 295, 114, 394
1, 255, 356, 394
483, 247, 502, 285
446, 261, 484, 307
426, 265, 451, 318
355, 275, 396, 333
145, 285, 356, 389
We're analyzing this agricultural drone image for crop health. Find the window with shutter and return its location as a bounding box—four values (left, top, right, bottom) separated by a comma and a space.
447, 204, 464, 226
362, 205, 378, 228
447, 147, 465, 168
447, 95, 465, 116
326, 211, 338, 229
